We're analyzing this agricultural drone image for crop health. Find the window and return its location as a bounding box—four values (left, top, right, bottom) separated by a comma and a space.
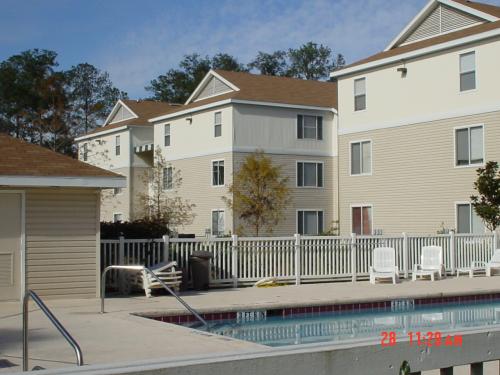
212, 160, 224, 186
163, 167, 173, 190
164, 124, 170, 146
351, 141, 372, 175
352, 206, 372, 235
115, 135, 121, 156
455, 125, 483, 166
297, 115, 323, 140
214, 112, 222, 137
113, 213, 123, 223
297, 162, 323, 187
82, 143, 88, 161
297, 211, 323, 235
354, 78, 366, 111
113, 188, 122, 195
460, 52, 476, 92
211, 210, 225, 236
456, 203, 485, 234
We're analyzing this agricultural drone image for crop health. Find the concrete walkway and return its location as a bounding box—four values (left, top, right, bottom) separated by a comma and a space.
1, 277, 500, 373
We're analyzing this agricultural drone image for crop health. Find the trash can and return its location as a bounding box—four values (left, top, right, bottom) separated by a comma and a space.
189, 251, 213, 290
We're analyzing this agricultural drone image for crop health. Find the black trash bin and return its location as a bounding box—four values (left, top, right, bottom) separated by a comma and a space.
189, 251, 213, 290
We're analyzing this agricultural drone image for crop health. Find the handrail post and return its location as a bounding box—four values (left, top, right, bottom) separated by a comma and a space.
163, 235, 170, 263
294, 234, 301, 285
402, 232, 409, 279
351, 233, 357, 282
23, 292, 29, 371
450, 230, 456, 275
231, 235, 238, 288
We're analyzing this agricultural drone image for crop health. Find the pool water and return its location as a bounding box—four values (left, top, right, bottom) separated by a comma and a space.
186, 300, 500, 347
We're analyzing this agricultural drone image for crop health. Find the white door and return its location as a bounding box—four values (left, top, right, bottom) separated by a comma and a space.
0, 193, 22, 301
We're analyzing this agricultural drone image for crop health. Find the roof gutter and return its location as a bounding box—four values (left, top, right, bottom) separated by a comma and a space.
331, 27, 500, 79
0, 175, 126, 188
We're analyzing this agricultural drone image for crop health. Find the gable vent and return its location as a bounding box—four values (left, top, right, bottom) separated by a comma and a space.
195, 76, 233, 101
400, 4, 483, 46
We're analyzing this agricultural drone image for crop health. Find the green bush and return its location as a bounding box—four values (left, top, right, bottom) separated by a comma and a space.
100, 220, 170, 239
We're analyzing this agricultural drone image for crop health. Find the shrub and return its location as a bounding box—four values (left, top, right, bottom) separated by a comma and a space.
100, 220, 170, 239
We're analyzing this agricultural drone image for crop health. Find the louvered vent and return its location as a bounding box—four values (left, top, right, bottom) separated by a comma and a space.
195, 76, 232, 101
400, 4, 483, 46
0, 253, 13, 286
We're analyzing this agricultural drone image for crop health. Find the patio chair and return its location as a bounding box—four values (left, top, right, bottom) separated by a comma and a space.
486, 249, 500, 277
141, 261, 183, 298
412, 246, 445, 282
369, 247, 399, 285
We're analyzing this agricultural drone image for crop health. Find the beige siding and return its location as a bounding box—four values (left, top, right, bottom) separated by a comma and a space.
338, 111, 500, 235
25, 189, 99, 299
100, 167, 130, 221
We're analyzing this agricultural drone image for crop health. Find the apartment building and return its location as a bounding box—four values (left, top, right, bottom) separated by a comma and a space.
75, 99, 180, 221
149, 70, 338, 236
331, 0, 500, 235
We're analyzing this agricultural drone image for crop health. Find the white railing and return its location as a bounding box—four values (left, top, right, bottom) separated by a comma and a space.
101, 232, 498, 288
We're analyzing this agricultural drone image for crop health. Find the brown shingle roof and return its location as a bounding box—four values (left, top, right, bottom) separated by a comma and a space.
342, 20, 500, 71
451, 0, 500, 18
150, 71, 337, 120
85, 100, 181, 136
0, 133, 122, 178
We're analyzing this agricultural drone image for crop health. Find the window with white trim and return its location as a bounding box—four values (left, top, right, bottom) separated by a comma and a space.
163, 167, 173, 190
297, 210, 323, 235
297, 115, 323, 140
297, 162, 323, 187
354, 78, 366, 111
455, 125, 483, 166
351, 141, 371, 175
82, 143, 88, 161
460, 52, 476, 92
212, 160, 224, 186
113, 213, 123, 223
214, 112, 222, 137
164, 124, 171, 146
352, 206, 372, 235
456, 203, 485, 234
115, 135, 121, 156
211, 210, 224, 236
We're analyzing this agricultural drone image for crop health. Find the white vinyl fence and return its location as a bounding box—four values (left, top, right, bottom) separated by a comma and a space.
101, 232, 499, 289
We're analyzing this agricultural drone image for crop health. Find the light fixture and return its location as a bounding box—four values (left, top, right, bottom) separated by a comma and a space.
186, 117, 192, 124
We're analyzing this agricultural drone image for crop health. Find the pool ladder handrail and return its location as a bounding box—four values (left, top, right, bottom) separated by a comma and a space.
23, 290, 84, 371
101, 265, 208, 327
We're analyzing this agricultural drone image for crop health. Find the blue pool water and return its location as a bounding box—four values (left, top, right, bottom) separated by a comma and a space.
187, 300, 500, 347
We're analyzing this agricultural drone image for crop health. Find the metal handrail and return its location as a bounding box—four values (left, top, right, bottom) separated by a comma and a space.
101, 265, 208, 327
23, 290, 83, 371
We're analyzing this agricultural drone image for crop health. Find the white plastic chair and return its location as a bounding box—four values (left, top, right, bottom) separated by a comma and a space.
369, 247, 399, 284
412, 246, 445, 281
141, 261, 183, 297
486, 250, 500, 277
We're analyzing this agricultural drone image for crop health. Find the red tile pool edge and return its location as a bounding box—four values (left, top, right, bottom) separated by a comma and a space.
144, 292, 500, 325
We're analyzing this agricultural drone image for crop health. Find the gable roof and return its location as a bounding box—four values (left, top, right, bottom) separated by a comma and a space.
331, 15, 500, 78
149, 70, 337, 122
0, 133, 125, 188
452, 0, 500, 18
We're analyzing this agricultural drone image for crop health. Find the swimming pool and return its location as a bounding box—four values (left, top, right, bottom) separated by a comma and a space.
179, 299, 500, 347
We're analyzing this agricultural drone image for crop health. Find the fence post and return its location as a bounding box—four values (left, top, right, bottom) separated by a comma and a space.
118, 236, 126, 293
450, 230, 456, 275
295, 234, 301, 285
162, 235, 170, 263
493, 231, 498, 251
351, 233, 357, 282
402, 232, 409, 279
232, 235, 238, 288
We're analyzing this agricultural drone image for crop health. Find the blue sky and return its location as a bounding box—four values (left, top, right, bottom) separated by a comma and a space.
1, 0, 499, 98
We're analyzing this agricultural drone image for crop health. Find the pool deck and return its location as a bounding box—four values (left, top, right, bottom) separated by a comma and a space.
1, 277, 500, 373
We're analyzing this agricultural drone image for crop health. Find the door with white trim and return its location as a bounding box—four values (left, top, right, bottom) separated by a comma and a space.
0, 193, 22, 301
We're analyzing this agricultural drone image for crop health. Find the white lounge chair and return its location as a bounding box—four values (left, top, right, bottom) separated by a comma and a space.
486, 250, 500, 277
369, 247, 399, 284
412, 246, 445, 281
141, 261, 183, 297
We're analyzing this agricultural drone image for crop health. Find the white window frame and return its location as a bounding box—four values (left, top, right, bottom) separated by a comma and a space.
163, 166, 173, 191
211, 209, 225, 236
354, 77, 367, 112
164, 124, 171, 147
296, 209, 324, 236
350, 204, 374, 236
453, 124, 484, 168
113, 213, 123, 223
459, 50, 477, 93
214, 112, 222, 138
455, 201, 486, 234
297, 114, 323, 141
115, 135, 121, 156
349, 139, 372, 176
211, 159, 225, 187
296, 161, 324, 188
